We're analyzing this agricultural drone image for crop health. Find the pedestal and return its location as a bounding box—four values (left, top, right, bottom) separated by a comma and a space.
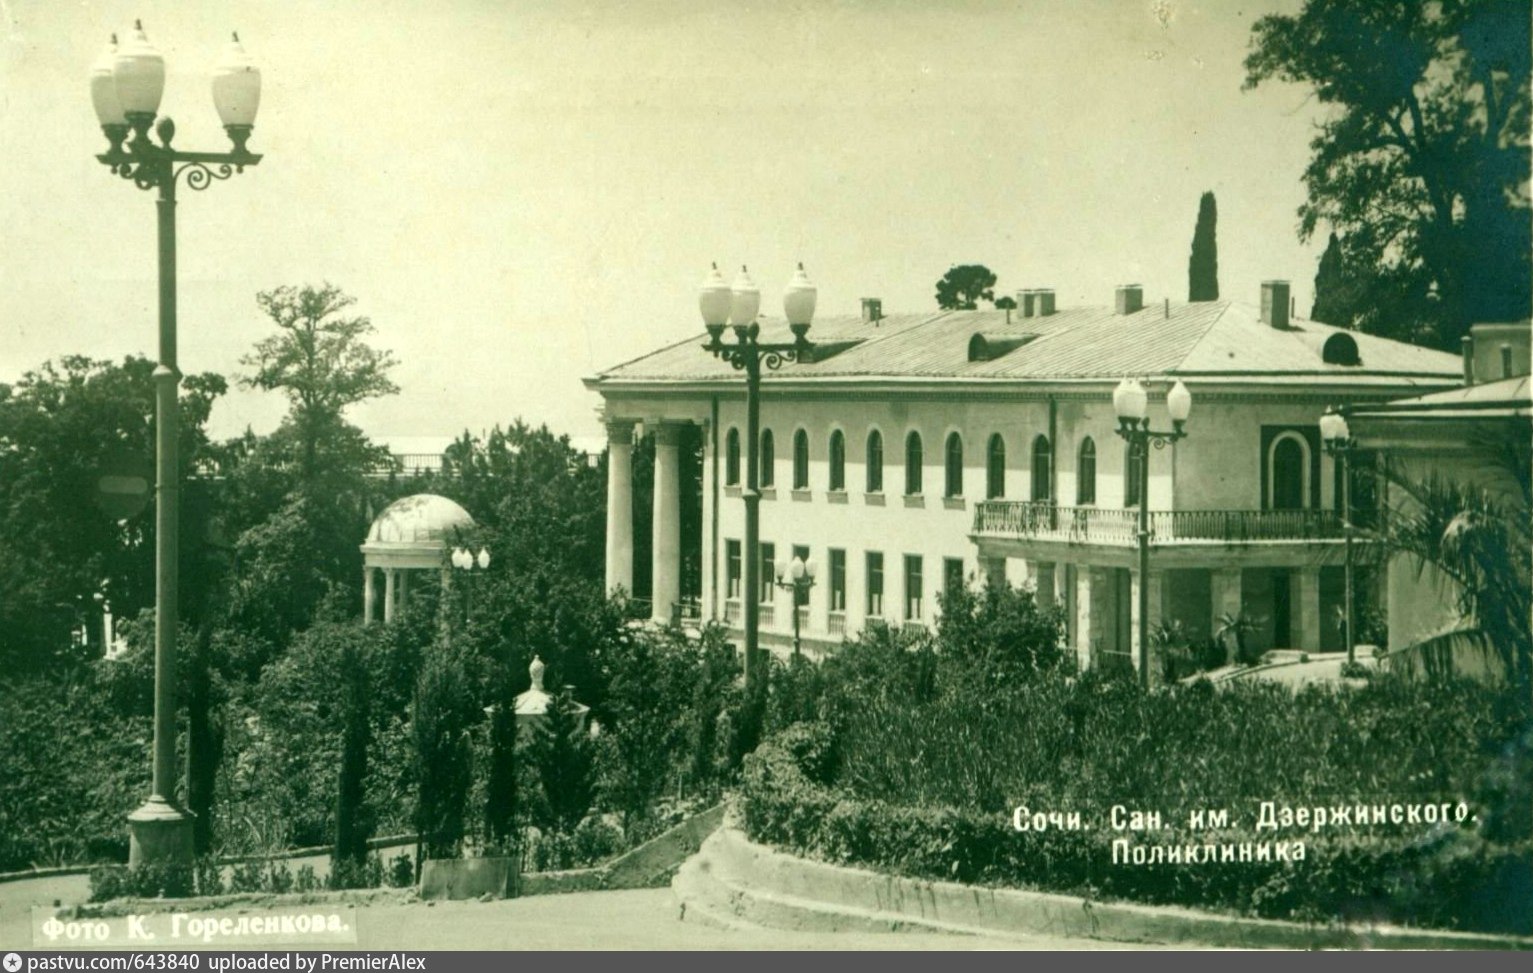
127, 796, 194, 866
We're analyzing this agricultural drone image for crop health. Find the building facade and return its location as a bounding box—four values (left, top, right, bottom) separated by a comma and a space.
1347, 320, 1531, 669
587, 282, 1463, 671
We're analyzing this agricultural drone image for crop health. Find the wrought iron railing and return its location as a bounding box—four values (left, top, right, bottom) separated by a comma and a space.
972, 501, 1345, 545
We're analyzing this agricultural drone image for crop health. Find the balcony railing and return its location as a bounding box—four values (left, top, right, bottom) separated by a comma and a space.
972, 501, 1345, 545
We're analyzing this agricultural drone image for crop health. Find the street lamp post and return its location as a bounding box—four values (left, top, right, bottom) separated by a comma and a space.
700, 264, 817, 689
1112, 378, 1192, 690
92, 21, 263, 866
773, 555, 818, 658
451, 546, 492, 627
1320, 407, 1357, 666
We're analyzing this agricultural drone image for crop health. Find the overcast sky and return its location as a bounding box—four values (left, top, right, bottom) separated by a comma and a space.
0, 0, 1325, 445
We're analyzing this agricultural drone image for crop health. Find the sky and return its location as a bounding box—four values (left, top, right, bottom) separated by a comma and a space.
0, 0, 1328, 445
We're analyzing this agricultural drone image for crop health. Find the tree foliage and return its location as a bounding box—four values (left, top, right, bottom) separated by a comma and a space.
1245, 0, 1531, 347
935, 578, 1067, 690
240, 283, 398, 486
1381, 436, 1532, 707
530, 690, 595, 835
934, 265, 999, 310
1188, 191, 1220, 301
0, 356, 224, 673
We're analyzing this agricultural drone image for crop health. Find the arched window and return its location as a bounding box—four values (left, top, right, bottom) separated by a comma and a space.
1269, 432, 1310, 510
944, 432, 964, 497
1076, 437, 1097, 505
905, 431, 924, 496
1031, 435, 1052, 501
759, 428, 775, 488
866, 430, 884, 493
829, 429, 846, 491
986, 434, 1006, 499
725, 428, 740, 486
792, 429, 809, 489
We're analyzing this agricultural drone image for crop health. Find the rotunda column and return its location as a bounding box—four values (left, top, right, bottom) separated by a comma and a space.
363, 566, 376, 625
384, 568, 397, 623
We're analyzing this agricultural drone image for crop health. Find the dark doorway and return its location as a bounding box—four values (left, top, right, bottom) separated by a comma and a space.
1272, 438, 1306, 510
1273, 569, 1292, 646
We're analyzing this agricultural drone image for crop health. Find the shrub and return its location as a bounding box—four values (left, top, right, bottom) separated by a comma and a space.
87, 862, 199, 902
739, 671, 1533, 935
329, 853, 385, 890
387, 852, 415, 888
1340, 660, 1371, 679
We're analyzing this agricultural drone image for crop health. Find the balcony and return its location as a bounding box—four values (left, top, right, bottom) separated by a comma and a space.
972, 501, 1345, 546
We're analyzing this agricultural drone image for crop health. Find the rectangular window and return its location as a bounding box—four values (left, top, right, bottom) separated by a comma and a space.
759, 542, 776, 605
905, 554, 924, 621
866, 551, 884, 617
726, 540, 742, 600
943, 557, 965, 598
829, 548, 847, 612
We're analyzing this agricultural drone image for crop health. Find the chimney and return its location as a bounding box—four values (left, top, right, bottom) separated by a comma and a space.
861, 298, 883, 324
1018, 289, 1036, 318
1260, 280, 1291, 329
1115, 285, 1144, 315
1035, 288, 1056, 316
1462, 336, 1475, 385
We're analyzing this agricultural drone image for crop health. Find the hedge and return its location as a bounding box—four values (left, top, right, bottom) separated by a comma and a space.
739, 723, 1533, 935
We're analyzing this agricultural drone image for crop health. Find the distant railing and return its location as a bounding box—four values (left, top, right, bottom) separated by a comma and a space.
972, 501, 1345, 545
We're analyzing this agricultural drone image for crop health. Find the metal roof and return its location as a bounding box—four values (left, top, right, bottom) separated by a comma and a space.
589, 300, 1464, 390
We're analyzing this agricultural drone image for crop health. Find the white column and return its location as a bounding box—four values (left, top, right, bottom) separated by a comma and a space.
1075, 567, 1100, 671
383, 568, 396, 623
398, 570, 409, 617
363, 567, 376, 625
605, 420, 635, 596
652, 422, 683, 623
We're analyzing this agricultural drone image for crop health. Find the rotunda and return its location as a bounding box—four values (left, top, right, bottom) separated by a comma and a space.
360, 493, 474, 623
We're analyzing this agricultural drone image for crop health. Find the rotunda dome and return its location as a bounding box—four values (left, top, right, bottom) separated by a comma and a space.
366, 494, 474, 545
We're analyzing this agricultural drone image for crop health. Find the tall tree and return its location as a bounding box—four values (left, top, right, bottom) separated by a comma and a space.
1311, 231, 1366, 325
0, 356, 224, 672
1187, 191, 1220, 301
1245, 0, 1531, 349
934, 265, 999, 310
241, 283, 399, 486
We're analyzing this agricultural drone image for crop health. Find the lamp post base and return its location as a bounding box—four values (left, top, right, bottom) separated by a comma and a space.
127, 797, 195, 866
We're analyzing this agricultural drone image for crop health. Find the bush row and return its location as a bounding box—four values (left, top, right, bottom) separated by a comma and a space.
88, 852, 415, 902
740, 722, 1533, 935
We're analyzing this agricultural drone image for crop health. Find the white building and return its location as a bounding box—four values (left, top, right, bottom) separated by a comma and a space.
586, 282, 1462, 671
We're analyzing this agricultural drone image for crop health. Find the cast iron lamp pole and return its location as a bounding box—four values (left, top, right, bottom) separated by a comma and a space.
773, 555, 818, 658
91, 22, 263, 866
700, 264, 817, 690
1320, 407, 1357, 666
1112, 378, 1192, 690
451, 546, 492, 627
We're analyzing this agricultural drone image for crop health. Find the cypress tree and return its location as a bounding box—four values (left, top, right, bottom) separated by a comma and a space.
1188, 191, 1219, 301
530, 688, 594, 835
1312, 232, 1351, 325
483, 662, 519, 850
332, 632, 372, 871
